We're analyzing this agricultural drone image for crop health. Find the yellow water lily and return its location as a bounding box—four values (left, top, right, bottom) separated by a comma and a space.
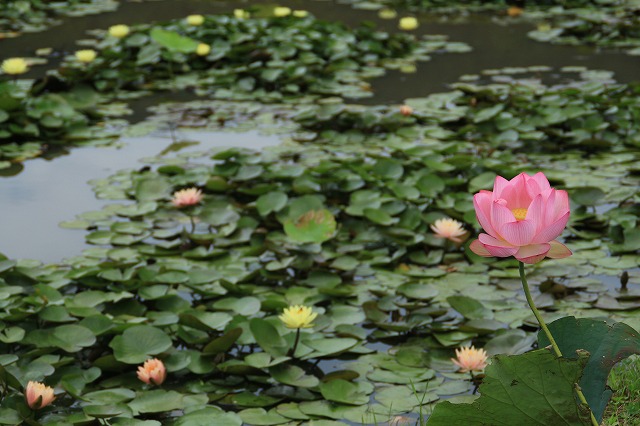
279, 305, 317, 329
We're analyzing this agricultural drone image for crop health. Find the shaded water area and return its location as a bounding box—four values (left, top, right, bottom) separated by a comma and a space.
0, 0, 638, 263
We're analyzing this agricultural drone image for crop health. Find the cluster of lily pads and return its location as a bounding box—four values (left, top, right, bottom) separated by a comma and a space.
52, 14, 466, 100
354, 0, 640, 55
0, 0, 118, 37
0, 67, 619, 424
0, 79, 120, 166
0, 12, 467, 165
527, 1, 640, 55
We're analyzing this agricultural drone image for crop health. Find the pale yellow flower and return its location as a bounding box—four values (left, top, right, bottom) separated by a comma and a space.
25, 381, 55, 409
292, 10, 308, 18
1, 58, 28, 75
186, 14, 205, 26
431, 218, 467, 243
399, 16, 419, 31
137, 358, 166, 385
75, 49, 97, 63
378, 8, 398, 20
274, 6, 292, 17
108, 24, 130, 38
196, 43, 211, 56
451, 345, 488, 373
234, 9, 250, 19
279, 305, 317, 329
172, 188, 203, 207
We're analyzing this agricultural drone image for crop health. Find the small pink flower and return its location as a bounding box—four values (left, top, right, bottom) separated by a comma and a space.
172, 188, 203, 208
451, 345, 488, 373
431, 218, 467, 243
469, 172, 572, 264
25, 381, 55, 409
137, 358, 166, 386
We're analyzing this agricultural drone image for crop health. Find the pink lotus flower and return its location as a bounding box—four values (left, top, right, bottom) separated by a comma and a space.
172, 188, 203, 208
25, 381, 55, 409
469, 172, 572, 264
137, 358, 166, 386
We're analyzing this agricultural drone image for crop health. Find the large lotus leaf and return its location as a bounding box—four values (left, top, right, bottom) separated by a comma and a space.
427, 349, 592, 425
538, 316, 640, 422
149, 28, 199, 53
284, 209, 336, 243
109, 325, 172, 364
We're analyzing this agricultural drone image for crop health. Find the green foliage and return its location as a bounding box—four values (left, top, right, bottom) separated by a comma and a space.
0, 0, 118, 35
539, 317, 640, 422
53, 14, 465, 100
602, 355, 640, 426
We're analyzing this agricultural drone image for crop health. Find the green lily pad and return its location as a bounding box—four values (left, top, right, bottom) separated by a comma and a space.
284, 209, 336, 243
109, 325, 172, 364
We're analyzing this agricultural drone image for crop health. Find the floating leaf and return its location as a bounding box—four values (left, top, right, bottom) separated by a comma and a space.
284, 209, 336, 243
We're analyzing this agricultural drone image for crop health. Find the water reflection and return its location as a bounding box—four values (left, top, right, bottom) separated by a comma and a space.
0, 130, 281, 263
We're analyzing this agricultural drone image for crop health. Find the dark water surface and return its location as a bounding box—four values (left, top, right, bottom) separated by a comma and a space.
0, 0, 638, 262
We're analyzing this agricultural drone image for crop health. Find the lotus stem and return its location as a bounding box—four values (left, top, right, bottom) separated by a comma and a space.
518, 261, 561, 358
519, 262, 599, 426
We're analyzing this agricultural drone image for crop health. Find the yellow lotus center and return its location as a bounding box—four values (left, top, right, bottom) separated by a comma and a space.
512, 208, 528, 221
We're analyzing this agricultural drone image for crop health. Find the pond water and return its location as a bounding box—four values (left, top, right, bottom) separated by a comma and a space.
1, 0, 638, 262
0, 130, 280, 262
0, 2, 638, 424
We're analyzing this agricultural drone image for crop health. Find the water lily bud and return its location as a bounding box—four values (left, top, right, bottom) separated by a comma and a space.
279, 305, 317, 329
75, 49, 97, 63
196, 43, 211, 56
292, 10, 308, 18
378, 8, 397, 20
137, 358, 166, 386
172, 188, 203, 207
186, 15, 204, 26
274, 6, 292, 17
451, 345, 488, 373
234, 9, 250, 19
399, 105, 413, 116
25, 381, 55, 410
399, 16, 418, 31
108, 24, 130, 38
1, 57, 28, 75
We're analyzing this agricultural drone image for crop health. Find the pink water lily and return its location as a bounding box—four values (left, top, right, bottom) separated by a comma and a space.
469, 172, 572, 264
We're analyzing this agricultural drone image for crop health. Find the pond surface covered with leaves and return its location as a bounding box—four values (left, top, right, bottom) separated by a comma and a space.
0, 1, 638, 425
